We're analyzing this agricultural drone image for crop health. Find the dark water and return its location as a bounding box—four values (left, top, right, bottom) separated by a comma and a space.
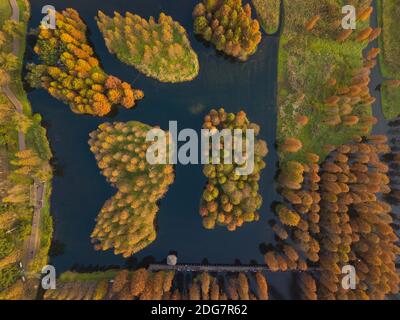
27, 0, 285, 285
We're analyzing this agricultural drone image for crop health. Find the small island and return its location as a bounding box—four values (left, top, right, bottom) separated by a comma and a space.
200, 109, 268, 231
89, 121, 174, 257
193, 0, 262, 61
96, 11, 199, 83
27, 8, 144, 117
252, 0, 281, 34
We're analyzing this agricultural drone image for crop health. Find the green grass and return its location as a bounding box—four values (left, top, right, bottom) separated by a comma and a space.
0, 0, 11, 24
377, 0, 400, 79
377, 0, 400, 121
381, 81, 400, 120
12, 0, 33, 116
277, 0, 373, 164
59, 270, 119, 283
252, 0, 281, 34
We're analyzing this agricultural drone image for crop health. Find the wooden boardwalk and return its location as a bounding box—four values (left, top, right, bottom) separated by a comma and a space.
149, 263, 314, 273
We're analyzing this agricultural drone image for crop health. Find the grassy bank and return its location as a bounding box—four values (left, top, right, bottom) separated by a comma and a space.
377, 0, 400, 78
252, 0, 281, 34
377, 0, 400, 120
277, 0, 374, 164
59, 270, 119, 283
381, 81, 400, 120
0, 0, 10, 23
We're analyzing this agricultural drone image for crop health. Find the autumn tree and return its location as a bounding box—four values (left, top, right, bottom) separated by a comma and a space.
130, 268, 149, 297
200, 108, 268, 231
255, 272, 268, 300
193, 0, 262, 60
96, 11, 199, 83
90, 121, 175, 256
27, 8, 143, 116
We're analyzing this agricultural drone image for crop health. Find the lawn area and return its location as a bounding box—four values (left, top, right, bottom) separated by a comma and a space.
277, 0, 373, 164
12, 0, 33, 116
59, 270, 119, 283
377, 0, 400, 79
377, 0, 400, 120
381, 81, 400, 120
252, 0, 281, 34
0, 0, 11, 24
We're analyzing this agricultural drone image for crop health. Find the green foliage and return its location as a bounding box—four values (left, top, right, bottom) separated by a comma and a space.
0, 232, 14, 260
59, 270, 118, 283
25, 63, 47, 88
0, 1, 11, 25
28, 8, 144, 116
193, 0, 262, 60
0, 52, 19, 72
26, 122, 52, 161
200, 109, 268, 231
0, 265, 20, 291
89, 121, 175, 257
35, 36, 66, 66
377, 0, 400, 121
96, 11, 199, 83
381, 81, 400, 120
377, 0, 400, 78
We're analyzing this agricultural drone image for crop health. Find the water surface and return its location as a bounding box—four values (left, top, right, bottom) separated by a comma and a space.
27, 0, 282, 275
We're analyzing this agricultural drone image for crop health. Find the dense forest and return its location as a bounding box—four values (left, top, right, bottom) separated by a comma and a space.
267, 137, 400, 299
89, 121, 175, 257
200, 109, 268, 231
27, 8, 144, 116
193, 0, 262, 60
44, 269, 269, 300
96, 11, 199, 83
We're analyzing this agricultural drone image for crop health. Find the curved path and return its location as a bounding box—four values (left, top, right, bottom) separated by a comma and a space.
1, 0, 46, 270
2, 0, 25, 150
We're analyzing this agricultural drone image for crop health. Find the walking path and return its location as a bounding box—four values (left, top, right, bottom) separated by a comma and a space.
2, 0, 25, 150
24, 182, 46, 266
1, 0, 46, 270
149, 263, 316, 273
2, 85, 26, 150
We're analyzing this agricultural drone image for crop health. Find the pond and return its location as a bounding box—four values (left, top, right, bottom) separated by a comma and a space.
25, 0, 400, 300
26, 0, 290, 296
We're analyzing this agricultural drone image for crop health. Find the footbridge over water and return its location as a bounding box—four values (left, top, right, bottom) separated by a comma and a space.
149, 263, 319, 273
